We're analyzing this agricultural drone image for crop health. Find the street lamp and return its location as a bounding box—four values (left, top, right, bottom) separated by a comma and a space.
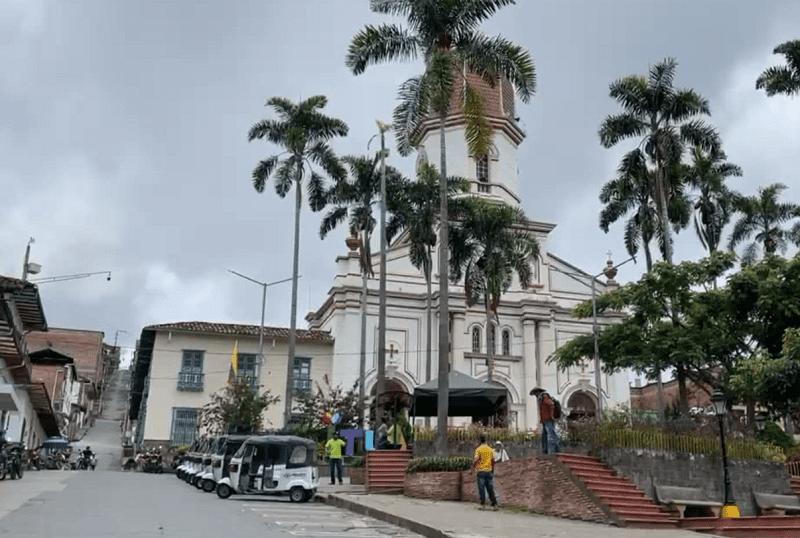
114, 330, 128, 348
711, 389, 740, 518
30, 271, 111, 284
550, 254, 636, 421
228, 270, 296, 382
21, 237, 41, 281
755, 411, 768, 433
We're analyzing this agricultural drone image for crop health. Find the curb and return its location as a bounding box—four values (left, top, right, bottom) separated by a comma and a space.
317, 493, 454, 538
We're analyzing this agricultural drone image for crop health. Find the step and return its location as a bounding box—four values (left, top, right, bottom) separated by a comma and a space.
580, 477, 640, 490
566, 463, 616, 475
624, 518, 678, 529
612, 506, 674, 519
587, 484, 648, 498
595, 491, 651, 504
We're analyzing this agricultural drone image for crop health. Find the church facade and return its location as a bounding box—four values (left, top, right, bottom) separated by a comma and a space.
306, 74, 630, 431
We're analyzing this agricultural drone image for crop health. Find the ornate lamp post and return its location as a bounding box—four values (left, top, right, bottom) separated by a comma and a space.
755, 411, 768, 434
711, 389, 739, 517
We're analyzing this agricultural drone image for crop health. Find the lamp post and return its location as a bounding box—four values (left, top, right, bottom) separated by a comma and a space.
114, 330, 127, 348
21, 238, 41, 281
550, 254, 635, 421
755, 411, 767, 434
711, 389, 739, 518
30, 271, 111, 284
228, 270, 295, 383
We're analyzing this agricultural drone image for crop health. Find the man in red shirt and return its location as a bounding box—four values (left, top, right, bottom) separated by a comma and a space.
531, 388, 559, 454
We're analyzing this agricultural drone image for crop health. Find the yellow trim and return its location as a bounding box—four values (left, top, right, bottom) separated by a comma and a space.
721, 505, 740, 518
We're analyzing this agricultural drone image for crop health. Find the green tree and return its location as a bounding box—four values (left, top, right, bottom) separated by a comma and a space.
319, 153, 404, 427
386, 162, 468, 389
728, 183, 800, 265
347, 0, 536, 454
449, 198, 540, 382
599, 58, 721, 265
686, 147, 742, 257
756, 40, 800, 97
200, 382, 281, 435
293, 375, 362, 430
248, 95, 348, 427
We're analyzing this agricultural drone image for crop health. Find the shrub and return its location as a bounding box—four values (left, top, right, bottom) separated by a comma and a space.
757, 421, 795, 452
406, 456, 472, 474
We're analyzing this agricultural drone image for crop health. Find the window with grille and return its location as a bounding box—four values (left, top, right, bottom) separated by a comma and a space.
292, 357, 312, 397
237, 353, 258, 387
471, 327, 481, 353
502, 329, 511, 356
487, 324, 496, 354
178, 350, 204, 391
170, 407, 198, 445
476, 155, 490, 193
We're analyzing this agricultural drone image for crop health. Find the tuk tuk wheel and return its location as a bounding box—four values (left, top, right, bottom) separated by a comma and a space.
216, 483, 233, 499
202, 479, 215, 492
289, 486, 307, 503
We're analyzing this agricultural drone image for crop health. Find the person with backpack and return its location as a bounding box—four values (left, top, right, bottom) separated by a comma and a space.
530, 387, 560, 454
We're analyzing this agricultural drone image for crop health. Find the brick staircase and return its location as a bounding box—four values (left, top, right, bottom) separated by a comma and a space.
366, 449, 411, 493
790, 476, 800, 497
557, 453, 677, 528
680, 516, 800, 537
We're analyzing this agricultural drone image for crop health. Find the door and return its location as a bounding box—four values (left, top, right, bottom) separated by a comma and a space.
237, 444, 255, 492
262, 444, 281, 489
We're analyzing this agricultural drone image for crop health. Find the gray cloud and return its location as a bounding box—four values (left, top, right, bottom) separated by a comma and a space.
1, 0, 798, 358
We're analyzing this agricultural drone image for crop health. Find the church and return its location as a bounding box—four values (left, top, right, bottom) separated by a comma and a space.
305, 74, 630, 431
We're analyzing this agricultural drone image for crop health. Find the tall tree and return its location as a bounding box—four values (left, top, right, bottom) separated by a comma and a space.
386, 163, 469, 393
728, 183, 800, 265
599, 150, 660, 272
248, 95, 348, 428
449, 198, 540, 382
319, 153, 404, 427
599, 58, 721, 265
685, 147, 742, 256
756, 39, 800, 97
347, 0, 536, 454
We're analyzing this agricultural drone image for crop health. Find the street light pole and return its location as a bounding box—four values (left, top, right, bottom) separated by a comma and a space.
711, 389, 739, 518
375, 120, 390, 431
228, 271, 295, 384
114, 330, 128, 348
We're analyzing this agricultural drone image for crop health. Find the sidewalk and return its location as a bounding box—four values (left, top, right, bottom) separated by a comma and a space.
316, 479, 709, 538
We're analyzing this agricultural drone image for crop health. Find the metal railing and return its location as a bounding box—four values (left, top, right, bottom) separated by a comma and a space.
177, 371, 204, 391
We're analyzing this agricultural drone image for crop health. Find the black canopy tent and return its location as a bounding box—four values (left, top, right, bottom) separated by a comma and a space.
411, 371, 507, 417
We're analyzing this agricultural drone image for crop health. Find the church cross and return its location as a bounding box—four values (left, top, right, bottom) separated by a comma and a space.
386, 343, 397, 359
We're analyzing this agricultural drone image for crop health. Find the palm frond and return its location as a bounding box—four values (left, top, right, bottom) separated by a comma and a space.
680, 120, 721, 154
273, 159, 297, 198
307, 142, 346, 182
252, 155, 279, 193
462, 82, 493, 157
608, 76, 649, 117
392, 74, 431, 157
455, 33, 537, 102
668, 89, 711, 122
740, 242, 759, 266
598, 113, 648, 148
248, 119, 288, 144
306, 170, 328, 212
320, 206, 349, 239
756, 65, 800, 96
346, 24, 419, 75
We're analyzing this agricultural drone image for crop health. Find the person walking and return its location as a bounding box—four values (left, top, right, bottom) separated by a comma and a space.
472, 434, 498, 510
325, 432, 346, 485
531, 387, 560, 454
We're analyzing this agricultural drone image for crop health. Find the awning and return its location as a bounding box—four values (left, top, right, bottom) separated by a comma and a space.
411, 371, 507, 417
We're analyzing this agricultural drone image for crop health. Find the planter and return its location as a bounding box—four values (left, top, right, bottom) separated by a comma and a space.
404, 471, 461, 500
349, 466, 365, 485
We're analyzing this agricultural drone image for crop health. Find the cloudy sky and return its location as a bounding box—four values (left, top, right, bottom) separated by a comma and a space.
2, 0, 799, 366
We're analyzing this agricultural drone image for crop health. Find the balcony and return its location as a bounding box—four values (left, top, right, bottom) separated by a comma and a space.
236, 374, 258, 388
177, 371, 204, 392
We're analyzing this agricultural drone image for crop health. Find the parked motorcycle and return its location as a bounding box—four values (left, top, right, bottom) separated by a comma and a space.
24, 448, 43, 471
136, 447, 163, 473
0, 443, 25, 480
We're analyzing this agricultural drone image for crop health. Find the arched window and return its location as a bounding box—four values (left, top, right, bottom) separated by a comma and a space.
502, 329, 511, 356
476, 155, 489, 193
487, 324, 496, 354
471, 327, 481, 353
416, 147, 428, 174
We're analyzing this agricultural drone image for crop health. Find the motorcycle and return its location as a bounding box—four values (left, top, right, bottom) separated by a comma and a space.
77, 452, 97, 471
0, 444, 25, 480
137, 448, 163, 473
24, 449, 43, 471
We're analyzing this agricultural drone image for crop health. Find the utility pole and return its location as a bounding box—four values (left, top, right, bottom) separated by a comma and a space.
21, 238, 38, 281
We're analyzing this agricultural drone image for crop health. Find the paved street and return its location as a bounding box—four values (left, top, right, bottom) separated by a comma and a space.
0, 370, 423, 538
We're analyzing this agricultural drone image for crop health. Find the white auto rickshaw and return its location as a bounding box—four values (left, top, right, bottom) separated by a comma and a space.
216, 435, 318, 502
199, 434, 248, 493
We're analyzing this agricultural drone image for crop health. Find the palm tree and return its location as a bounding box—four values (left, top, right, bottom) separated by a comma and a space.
599, 58, 721, 265
386, 163, 469, 396
599, 150, 659, 272
248, 95, 348, 428
449, 198, 539, 383
728, 183, 800, 265
319, 154, 404, 428
685, 147, 742, 256
756, 40, 800, 97
347, 0, 536, 454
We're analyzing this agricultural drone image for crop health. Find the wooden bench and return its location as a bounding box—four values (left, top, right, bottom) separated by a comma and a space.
654, 485, 723, 518
753, 491, 800, 516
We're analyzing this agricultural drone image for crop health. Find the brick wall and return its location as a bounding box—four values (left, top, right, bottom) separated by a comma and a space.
630, 379, 710, 411
413, 439, 542, 459
404, 471, 461, 500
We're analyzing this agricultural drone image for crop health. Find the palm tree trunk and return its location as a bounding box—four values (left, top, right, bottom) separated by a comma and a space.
436, 113, 450, 455
655, 162, 673, 265
425, 256, 432, 429
283, 175, 302, 428
644, 240, 653, 272
485, 303, 493, 382
358, 271, 368, 429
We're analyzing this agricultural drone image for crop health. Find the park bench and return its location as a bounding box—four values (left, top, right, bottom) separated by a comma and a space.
654, 485, 723, 518
753, 491, 800, 516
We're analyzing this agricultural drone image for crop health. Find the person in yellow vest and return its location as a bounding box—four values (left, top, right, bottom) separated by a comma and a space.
325, 432, 346, 485
472, 434, 498, 510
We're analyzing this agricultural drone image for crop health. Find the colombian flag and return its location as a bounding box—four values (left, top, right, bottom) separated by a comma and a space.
227, 340, 238, 386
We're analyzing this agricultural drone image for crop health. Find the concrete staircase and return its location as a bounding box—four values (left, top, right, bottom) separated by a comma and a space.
366, 450, 411, 493
557, 453, 677, 528
790, 475, 800, 497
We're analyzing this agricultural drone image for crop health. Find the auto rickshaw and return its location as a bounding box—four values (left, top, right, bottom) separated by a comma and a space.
199, 434, 249, 493
216, 435, 318, 502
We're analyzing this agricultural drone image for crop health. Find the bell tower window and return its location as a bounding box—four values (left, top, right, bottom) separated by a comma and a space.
476, 155, 490, 193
